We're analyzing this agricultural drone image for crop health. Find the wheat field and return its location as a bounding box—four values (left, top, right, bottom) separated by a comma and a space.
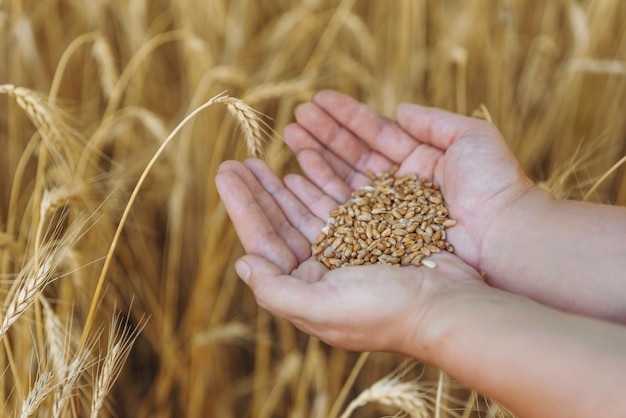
1, 1, 625, 417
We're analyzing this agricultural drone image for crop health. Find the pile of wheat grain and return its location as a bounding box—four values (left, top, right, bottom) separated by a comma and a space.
313, 168, 455, 270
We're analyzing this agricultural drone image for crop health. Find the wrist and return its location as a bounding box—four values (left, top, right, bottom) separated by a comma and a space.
401, 275, 494, 365
478, 185, 555, 281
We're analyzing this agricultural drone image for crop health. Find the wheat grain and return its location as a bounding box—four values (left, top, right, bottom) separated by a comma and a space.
314, 168, 456, 269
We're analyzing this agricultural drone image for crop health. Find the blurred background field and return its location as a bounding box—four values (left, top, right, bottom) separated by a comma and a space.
0, 0, 625, 416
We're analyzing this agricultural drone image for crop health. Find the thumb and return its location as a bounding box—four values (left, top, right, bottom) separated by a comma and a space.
395, 103, 479, 150
235, 255, 283, 285
235, 255, 322, 320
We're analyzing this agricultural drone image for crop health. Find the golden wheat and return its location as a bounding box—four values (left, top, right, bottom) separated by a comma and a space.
214, 95, 269, 158
90, 312, 146, 418
19, 370, 54, 418
0, 1, 625, 417
0, 248, 60, 341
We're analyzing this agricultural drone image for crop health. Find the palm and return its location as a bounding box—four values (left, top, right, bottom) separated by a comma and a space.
283, 90, 533, 268
215, 159, 484, 353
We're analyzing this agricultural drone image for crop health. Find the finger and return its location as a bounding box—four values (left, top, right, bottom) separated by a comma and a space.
313, 90, 423, 164
293, 149, 359, 202
236, 255, 328, 321
216, 162, 300, 272
242, 159, 326, 245
395, 103, 483, 150
283, 173, 341, 220
283, 122, 355, 181
393, 143, 444, 180
222, 160, 313, 263
293, 101, 392, 174
285, 123, 372, 190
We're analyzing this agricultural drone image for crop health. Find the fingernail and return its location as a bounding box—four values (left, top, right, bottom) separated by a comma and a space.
235, 258, 250, 284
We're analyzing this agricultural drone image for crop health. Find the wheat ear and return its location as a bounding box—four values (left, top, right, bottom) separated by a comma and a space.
339, 376, 429, 418
51, 349, 92, 418
214, 95, 269, 158
0, 83, 78, 178
0, 84, 59, 141
90, 312, 146, 418
19, 371, 54, 418
0, 249, 59, 341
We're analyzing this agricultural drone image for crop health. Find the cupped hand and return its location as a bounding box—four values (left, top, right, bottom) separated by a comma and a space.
216, 159, 485, 357
283, 90, 535, 269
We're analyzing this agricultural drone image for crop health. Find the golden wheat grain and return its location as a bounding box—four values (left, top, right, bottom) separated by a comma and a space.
39, 185, 82, 219
315, 169, 455, 269
43, 296, 99, 418
42, 297, 75, 378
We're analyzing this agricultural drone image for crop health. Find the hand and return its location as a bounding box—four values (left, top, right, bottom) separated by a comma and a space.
215, 103, 626, 418
282, 90, 534, 270
215, 159, 485, 356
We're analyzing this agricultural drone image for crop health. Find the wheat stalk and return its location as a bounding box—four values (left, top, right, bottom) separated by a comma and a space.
92, 36, 120, 101
78, 91, 266, 350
